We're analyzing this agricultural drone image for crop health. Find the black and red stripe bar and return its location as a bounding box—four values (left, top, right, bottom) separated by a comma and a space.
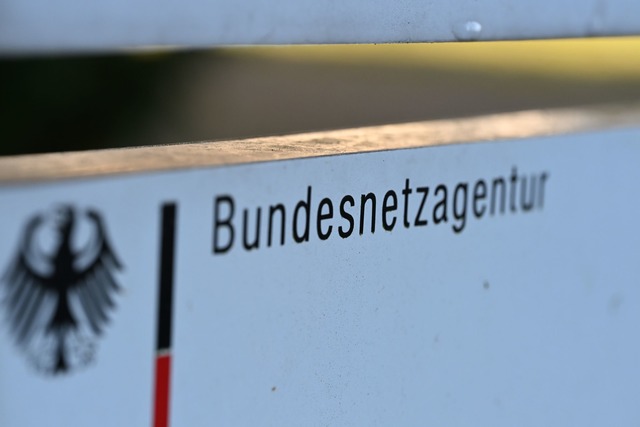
153, 203, 177, 427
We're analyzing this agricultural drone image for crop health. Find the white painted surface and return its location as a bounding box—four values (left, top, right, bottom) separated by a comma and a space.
1, 127, 640, 425
1, 0, 640, 53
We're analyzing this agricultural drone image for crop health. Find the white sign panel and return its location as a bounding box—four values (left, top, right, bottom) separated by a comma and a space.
1, 0, 640, 53
1, 127, 640, 426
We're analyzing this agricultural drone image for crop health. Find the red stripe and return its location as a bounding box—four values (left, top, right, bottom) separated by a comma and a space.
153, 354, 172, 427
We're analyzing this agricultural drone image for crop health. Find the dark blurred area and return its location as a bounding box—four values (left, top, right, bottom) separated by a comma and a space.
0, 53, 181, 155
1, 40, 640, 156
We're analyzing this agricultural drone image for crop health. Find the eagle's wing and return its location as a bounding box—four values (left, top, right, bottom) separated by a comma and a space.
71, 210, 122, 336
1, 215, 56, 346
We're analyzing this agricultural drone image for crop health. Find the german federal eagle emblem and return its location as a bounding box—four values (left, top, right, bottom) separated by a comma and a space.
1, 205, 123, 374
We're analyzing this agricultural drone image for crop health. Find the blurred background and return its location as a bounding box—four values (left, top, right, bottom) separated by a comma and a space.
1, 37, 639, 156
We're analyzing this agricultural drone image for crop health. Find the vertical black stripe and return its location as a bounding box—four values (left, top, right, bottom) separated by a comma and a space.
157, 203, 177, 352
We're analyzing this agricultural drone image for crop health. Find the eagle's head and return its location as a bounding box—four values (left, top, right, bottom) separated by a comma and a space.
53, 205, 75, 237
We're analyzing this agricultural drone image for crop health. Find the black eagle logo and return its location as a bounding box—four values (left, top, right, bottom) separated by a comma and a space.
1, 205, 123, 374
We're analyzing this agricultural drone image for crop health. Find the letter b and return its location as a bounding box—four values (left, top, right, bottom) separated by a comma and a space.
213, 195, 235, 253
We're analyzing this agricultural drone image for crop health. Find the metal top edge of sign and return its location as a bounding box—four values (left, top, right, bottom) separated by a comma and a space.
1, 0, 640, 53
1, 103, 639, 185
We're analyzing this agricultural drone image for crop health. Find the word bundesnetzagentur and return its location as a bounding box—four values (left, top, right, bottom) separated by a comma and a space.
212, 166, 549, 254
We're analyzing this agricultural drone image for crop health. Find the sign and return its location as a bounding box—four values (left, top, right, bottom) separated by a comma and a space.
1, 110, 640, 425
1, 0, 640, 53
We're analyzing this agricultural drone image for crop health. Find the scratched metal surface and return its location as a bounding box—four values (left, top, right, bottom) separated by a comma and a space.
0, 104, 638, 183
1, 0, 640, 53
